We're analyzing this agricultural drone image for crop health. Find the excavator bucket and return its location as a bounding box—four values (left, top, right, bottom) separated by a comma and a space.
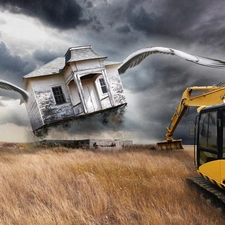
157, 139, 183, 150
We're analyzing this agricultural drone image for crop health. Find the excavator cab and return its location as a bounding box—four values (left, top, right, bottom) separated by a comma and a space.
195, 103, 225, 188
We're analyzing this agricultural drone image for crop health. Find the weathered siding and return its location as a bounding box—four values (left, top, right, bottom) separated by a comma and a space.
75, 59, 103, 71
68, 80, 81, 106
25, 82, 44, 131
29, 76, 75, 128
100, 96, 111, 109
106, 65, 126, 106
34, 89, 74, 125
73, 103, 84, 115
63, 66, 73, 83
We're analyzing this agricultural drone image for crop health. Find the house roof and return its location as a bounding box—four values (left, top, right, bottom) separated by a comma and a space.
23, 57, 65, 78
24, 45, 121, 79
65, 46, 106, 63
23, 58, 121, 79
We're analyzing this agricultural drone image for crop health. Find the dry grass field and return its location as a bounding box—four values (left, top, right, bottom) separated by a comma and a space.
0, 142, 224, 225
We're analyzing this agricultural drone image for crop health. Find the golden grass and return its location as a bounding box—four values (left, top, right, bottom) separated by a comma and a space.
0, 143, 224, 225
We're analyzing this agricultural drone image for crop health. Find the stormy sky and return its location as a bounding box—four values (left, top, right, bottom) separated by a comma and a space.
1, 0, 225, 143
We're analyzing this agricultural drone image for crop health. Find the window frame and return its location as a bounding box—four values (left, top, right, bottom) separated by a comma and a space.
51, 85, 66, 105
197, 110, 219, 166
198, 111, 218, 151
99, 78, 107, 94
95, 76, 108, 98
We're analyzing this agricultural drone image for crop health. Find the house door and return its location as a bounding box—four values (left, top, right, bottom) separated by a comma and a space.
83, 85, 100, 113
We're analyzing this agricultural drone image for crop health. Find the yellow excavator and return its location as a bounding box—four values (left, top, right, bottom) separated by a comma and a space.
158, 84, 225, 201
157, 84, 225, 150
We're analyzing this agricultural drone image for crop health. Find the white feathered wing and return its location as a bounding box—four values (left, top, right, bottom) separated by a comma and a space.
118, 46, 225, 74
0, 80, 29, 103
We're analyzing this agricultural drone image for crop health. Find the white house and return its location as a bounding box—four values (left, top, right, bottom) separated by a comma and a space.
23, 45, 127, 134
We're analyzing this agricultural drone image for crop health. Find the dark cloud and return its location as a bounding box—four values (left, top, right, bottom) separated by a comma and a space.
116, 25, 131, 34
2, 0, 225, 49
159, 1, 225, 50
0, 42, 36, 99
94, 0, 225, 51
33, 49, 60, 64
89, 15, 104, 32
0, 42, 27, 74
0, 0, 87, 29
84, 0, 93, 9
0, 42, 36, 81
120, 49, 225, 144
1, 0, 225, 143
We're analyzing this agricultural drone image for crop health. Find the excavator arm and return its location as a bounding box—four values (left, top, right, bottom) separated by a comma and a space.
157, 85, 225, 150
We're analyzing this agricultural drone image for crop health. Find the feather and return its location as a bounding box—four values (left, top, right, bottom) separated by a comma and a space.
0, 80, 29, 103
118, 46, 225, 74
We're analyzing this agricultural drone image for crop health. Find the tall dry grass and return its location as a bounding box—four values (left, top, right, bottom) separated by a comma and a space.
0, 143, 224, 225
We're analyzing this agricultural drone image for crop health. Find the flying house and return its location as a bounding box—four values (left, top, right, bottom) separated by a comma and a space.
23, 45, 127, 133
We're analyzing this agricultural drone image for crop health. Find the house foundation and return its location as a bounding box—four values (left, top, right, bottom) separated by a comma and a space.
40, 139, 133, 150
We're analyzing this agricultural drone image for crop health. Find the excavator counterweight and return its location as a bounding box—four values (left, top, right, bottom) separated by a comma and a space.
157, 85, 225, 150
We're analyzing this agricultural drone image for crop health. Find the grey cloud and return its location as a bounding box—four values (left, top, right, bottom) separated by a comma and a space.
0, 108, 30, 126
0, 42, 27, 73
89, 15, 104, 32
0, 42, 36, 82
120, 49, 225, 144
33, 49, 60, 64
116, 25, 131, 34
1, 0, 225, 144
0, 17, 6, 24
126, 0, 225, 49
0, 42, 36, 99
2, 0, 225, 49
0, 100, 5, 107
91, 0, 225, 53
0, 0, 86, 29
84, 0, 93, 9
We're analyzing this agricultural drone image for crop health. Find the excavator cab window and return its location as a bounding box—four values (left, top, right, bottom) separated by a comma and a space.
197, 110, 218, 166
222, 111, 225, 158
198, 112, 217, 150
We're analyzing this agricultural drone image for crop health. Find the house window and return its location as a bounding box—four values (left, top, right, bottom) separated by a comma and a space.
52, 86, 66, 105
99, 78, 107, 94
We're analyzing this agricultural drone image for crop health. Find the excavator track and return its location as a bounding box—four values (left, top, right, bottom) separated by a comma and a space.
187, 176, 225, 212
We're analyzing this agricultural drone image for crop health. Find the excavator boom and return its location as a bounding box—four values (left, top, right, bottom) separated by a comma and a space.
157, 85, 225, 150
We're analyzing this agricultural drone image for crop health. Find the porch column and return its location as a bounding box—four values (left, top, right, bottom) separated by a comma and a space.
73, 73, 88, 113
102, 69, 115, 107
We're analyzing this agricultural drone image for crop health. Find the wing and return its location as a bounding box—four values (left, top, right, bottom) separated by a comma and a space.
0, 80, 29, 103
118, 46, 225, 74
